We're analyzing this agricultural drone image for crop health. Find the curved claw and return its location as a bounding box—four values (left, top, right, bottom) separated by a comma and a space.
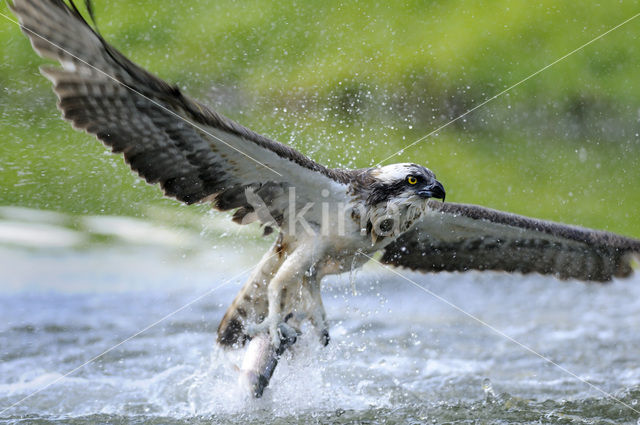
246, 317, 298, 349
319, 328, 330, 347
278, 322, 298, 345
271, 321, 299, 348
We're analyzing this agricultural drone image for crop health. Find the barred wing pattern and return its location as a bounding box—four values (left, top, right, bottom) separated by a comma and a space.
382, 201, 640, 282
11, 0, 350, 227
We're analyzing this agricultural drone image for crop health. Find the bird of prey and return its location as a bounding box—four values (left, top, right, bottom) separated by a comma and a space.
12, 0, 640, 373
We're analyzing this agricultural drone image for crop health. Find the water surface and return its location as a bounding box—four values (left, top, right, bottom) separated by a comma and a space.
1, 211, 639, 424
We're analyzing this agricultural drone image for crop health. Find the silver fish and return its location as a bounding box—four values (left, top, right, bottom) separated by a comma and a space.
238, 324, 298, 398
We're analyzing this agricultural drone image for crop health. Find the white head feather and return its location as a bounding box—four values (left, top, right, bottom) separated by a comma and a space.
371, 163, 424, 183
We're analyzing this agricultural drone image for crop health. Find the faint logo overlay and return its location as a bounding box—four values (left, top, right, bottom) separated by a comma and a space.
242, 187, 416, 239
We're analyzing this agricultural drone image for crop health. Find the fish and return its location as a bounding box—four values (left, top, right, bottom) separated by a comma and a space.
238, 323, 298, 398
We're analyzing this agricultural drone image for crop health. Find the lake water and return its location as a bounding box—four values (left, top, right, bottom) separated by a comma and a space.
1, 209, 639, 424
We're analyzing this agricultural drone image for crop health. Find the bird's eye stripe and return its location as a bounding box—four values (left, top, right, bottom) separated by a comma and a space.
407, 176, 418, 184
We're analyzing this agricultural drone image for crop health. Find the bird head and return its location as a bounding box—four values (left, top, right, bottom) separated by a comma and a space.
366, 163, 446, 206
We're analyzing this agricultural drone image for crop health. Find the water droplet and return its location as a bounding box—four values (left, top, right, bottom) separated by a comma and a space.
349, 251, 362, 295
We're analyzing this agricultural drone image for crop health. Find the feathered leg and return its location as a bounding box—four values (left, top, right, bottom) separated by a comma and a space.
246, 242, 318, 347
306, 275, 330, 346
217, 237, 287, 347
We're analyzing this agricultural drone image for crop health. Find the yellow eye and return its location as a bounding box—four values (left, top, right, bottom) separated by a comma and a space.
407, 176, 418, 185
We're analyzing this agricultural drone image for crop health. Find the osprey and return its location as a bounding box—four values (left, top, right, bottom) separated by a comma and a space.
12, 0, 640, 388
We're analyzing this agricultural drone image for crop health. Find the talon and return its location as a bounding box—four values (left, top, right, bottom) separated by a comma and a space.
246, 317, 298, 350
278, 322, 298, 344
320, 328, 330, 347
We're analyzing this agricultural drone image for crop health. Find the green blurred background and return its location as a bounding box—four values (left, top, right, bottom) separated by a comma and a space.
1, 0, 639, 237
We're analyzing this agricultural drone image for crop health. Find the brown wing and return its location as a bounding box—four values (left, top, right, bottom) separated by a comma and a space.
11, 0, 350, 225
381, 201, 640, 282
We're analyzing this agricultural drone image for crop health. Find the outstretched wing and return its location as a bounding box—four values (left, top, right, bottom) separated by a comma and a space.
11, 0, 350, 228
381, 201, 640, 282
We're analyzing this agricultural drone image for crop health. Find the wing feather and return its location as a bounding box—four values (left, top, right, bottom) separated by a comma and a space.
381, 201, 640, 282
11, 0, 350, 220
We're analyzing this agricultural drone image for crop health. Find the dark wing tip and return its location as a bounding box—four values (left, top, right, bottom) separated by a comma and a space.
384, 202, 640, 283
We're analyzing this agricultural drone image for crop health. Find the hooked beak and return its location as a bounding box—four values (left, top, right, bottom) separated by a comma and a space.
418, 180, 446, 201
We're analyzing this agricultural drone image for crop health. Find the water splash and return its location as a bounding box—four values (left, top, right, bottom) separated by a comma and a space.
2, 237, 640, 423
349, 250, 363, 295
